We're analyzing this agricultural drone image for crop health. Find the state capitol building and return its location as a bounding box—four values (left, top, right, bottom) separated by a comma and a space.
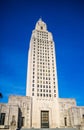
0, 19, 84, 130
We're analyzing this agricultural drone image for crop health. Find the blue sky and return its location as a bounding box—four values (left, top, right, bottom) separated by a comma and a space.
0, 0, 84, 105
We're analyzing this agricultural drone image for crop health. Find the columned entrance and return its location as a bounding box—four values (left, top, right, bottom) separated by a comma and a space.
41, 111, 49, 128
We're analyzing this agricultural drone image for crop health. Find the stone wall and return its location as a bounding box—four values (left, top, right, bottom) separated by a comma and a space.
32, 97, 60, 128
0, 96, 32, 129
8, 96, 32, 128
0, 103, 18, 129
0, 96, 84, 129
58, 98, 84, 129
58, 98, 76, 128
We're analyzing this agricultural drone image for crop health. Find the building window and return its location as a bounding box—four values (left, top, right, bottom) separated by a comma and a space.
43, 90, 45, 92
43, 94, 45, 97
64, 117, 67, 126
82, 114, 84, 119
21, 117, 25, 127
33, 80, 34, 83
43, 85, 45, 88
33, 72, 35, 75
0, 113, 5, 125
40, 89, 42, 92
40, 94, 42, 97
41, 26, 43, 30
54, 82, 55, 84
37, 93, 39, 96
32, 84, 34, 87
46, 85, 48, 88
37, 85, 39, 88
46, 94, 48, 97
46, 90, 48, 92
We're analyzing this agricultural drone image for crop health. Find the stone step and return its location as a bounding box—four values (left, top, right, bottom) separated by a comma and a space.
0, 129, 9, 130
20, 128, 79, 130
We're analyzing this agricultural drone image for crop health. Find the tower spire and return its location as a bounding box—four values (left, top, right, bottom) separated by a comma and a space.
39, 17, 42, 21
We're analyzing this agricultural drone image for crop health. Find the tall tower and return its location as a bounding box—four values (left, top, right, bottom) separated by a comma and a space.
26, 19, 60, 128
26, 18, 59, 98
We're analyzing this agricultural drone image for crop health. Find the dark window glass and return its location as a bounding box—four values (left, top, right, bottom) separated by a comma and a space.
0, 113, 5, 125
21, 117, 25, 126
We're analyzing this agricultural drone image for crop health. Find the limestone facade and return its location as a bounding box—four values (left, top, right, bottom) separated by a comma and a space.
0, 96, 84, 129
0, 96, 32, 129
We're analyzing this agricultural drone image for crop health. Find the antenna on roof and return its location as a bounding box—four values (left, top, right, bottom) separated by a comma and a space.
39, 16, 42, 21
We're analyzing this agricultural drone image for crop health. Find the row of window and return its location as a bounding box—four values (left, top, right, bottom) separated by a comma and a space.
33, 48, 53, 52
33, 53, 54, 59
36, 58, 50, 61
33, 43, 53, 50
37, 39, 48, 42
33, 61, 54, 65
37, 31, 48, 36
37, 89, 51, 93
33, 56, 53, 61
34, 55, 54, 59
37, 69, 51, 72
37, 36, 48, 39
37, 76, 50, 80
37, 77, 51, 80
32, 71, 55, 76
33, 40, 53, 47
33, 62, 51, 66
37, 84, 51, 88
32, 87, 56, 94
37, 93, 51, 97
33, 52, 50, 56
37, 73, 51, 76
37, 34, 48, 37
33, 55, 51, 59
36, 59, 51, 62
33, 80, 51, 84
34, 43, 51, 47
32, 71, 55, 77
37, 32, 48, 36
37, 55, 50, 58
37, 30, 48, 33
37, 66, 51, 69
33, 44, 49, 49
36, 70, 55, 74
33, 44, 53, 50
32, 84, 56, 90
37, 80, 51, 84
33, 60, 54, 64
32, 81, 56, 88
32, 93, 56, 97
33, 38, 54, 45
